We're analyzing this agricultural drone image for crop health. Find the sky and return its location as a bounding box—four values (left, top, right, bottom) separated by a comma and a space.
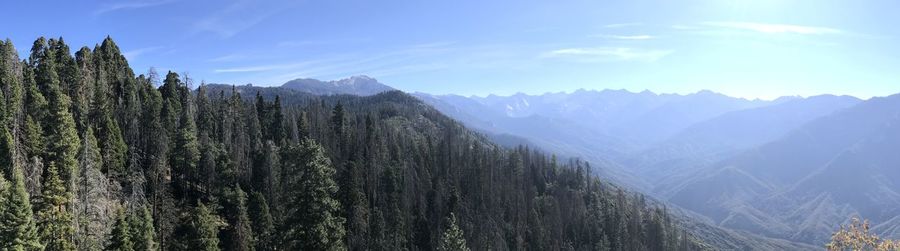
2, 0, 900, 99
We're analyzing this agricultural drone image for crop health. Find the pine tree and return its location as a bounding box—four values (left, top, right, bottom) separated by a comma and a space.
0, 127, 12, 177
129, 205, 157, 251
107, 210, 134, 251
98, 111, 127, 178
296, 111, 310, 140
37, 163, 75, 251
179, 203, 222, 251
279, 139, 345, 250
0, 166, 43, 250
171, 92, 200, 202
248, 191, 274, 251
45, 87, 81, 194
222, 186, 254, 251
438, 213, 470, 251
340, 159, 369, 250
23, 115, 43, 159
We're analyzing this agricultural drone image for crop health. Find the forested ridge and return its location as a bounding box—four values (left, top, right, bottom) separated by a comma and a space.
0, 36, 706, 250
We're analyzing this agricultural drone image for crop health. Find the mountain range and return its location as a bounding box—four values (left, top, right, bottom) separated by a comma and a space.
288, 75, 899, 247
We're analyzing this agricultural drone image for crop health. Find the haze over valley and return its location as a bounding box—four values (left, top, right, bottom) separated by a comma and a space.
2, 0, 900, 250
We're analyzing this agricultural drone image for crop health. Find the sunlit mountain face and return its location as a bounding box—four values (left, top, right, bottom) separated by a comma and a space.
3, 0, 900, 250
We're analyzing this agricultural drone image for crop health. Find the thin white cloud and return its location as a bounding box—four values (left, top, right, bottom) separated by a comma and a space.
671, 25, 700, 30
277, 38, 374, 48
122, 46, 163, 61
592, 34, 655, 40
94, 0, 175, 15
604, 23, 642, 28
703, 22, 842, 35
193, 0, 292, 38
541, 47, 672, 62
214, 62, 317, 73
208, 53, 249, 62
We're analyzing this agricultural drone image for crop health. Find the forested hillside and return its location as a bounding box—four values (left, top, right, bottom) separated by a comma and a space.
0, 37, 706, 250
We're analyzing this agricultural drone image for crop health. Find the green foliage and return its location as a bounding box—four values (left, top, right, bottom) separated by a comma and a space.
98, 112, 127, 178
438, 213, 470, 251
0, 167, 42, 251
128, 206, 157, 251
248, 191, 274, 251
279, 139, 345, 250
0, 37, 708, 251
180, 203, 223, 251
23, 115, 43, 158
45, 87, 81, 191
222, 186, 254, 251
0, 127, 13, 176
106, 210, 134, 251
36, 163, 75, 251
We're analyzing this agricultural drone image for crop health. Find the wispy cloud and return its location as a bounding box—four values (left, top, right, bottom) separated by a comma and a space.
541, 47, 672, 62
214, 62, 320, 73
193, 0, 292, 38
702, 22, 842, 35
604, 23, 642, 28
671, 25, 701, 30
208, 53, 250, 63
122, 46, 163, 61
276, 38, 374, 48
592, 34, 656, 40
94, 0, 175, 15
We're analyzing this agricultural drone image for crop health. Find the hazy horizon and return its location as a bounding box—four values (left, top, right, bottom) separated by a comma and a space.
4, 0, 900, 100
3, 1, 900, 249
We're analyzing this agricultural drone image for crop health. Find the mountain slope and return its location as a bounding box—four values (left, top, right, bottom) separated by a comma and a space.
663, 93, 900, 245
632, 95, 861, 183
281, 75, 395, 96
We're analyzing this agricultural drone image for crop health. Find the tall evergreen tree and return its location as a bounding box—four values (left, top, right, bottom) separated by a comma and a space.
0, 127, 13, 177
171, 90, 200, 202
0, 166, 43, 251
175, 203, 222, 251
438, 213, 470, 251
279, 139, 345, 250
106, 210, 134, 251
248, 191, 274, 251
37, 163, 76, 251
222, 186, 254, 251
128, 205, 158, 251
45, 87, 81, 194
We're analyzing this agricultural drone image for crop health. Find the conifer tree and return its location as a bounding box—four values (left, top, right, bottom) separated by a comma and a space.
438, 213, 470, 251
45, 87, 81, 193
107, 210, 134, 251
98, 111, 127, 178
178, 203, 222, 251
0, 127, 13, 176
129, 205, 158, 251
279, 139, 345, 250
0, 166, 42, 251
222, 186, 254, 251
171, 91, 199, 202
296, 111, 310, 140
248, 191, 274, 251
37, 163, 75, 251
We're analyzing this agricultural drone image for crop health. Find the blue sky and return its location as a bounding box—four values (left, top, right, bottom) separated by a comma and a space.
3, 0, 899, 99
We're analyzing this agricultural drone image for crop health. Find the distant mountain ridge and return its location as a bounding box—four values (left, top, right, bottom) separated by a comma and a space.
266, 75, 899, 247
661, 94, 900, 244
281, 75, 395, 96
410, 84, 898, 247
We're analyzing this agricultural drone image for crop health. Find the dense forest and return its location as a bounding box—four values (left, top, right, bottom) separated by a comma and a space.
0, 37, 706, 250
